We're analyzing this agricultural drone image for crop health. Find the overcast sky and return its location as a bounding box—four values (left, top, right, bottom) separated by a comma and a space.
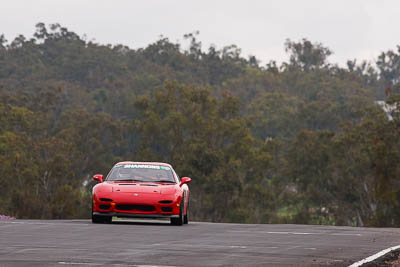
1, 0, 399, 66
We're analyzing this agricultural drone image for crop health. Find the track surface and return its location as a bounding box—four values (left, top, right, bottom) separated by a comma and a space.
1, 220, 400, 266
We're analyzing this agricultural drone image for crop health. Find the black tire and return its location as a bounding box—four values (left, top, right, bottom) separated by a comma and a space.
170, 198, 184, 226
103, 216, 112, 224
91, 201, 112, 224
92, 214, 103, 223
184, 200, 189, 224
92, 201, 101, 223
92, 214, 112, 224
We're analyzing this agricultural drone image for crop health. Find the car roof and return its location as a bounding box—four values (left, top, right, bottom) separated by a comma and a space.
115, 161, 173, 168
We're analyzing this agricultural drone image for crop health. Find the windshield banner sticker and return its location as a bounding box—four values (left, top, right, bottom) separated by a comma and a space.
123, 164, 170, 170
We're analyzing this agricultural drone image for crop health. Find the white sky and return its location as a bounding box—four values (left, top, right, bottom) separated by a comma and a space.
1, 0, 399, 66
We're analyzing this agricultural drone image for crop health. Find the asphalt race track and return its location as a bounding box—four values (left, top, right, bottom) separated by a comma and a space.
1, 220, 400, 266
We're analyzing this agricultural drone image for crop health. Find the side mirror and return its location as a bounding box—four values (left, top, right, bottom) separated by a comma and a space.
180, 177, 191, 187
93, 174, 104, 183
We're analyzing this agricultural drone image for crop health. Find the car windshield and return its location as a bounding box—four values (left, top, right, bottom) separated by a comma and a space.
106, 164, 176, 183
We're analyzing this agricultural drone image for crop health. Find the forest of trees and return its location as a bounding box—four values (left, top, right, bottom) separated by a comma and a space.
1, 23, 400, 226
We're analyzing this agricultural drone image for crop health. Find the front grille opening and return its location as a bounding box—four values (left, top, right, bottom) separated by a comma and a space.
159, 200, 173, 204
161, 207, 173, 212
100, 198, 113, 202
99, 204, 111, 210
115, 204, 155, 212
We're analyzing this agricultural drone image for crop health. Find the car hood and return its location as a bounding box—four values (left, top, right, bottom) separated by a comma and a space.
104, 182, 177, 194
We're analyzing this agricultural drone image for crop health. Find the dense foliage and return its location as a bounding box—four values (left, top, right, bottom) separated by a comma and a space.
1, 23, 400, 226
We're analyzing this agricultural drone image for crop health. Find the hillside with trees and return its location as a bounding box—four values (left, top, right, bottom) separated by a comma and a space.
1, 23, 399, 226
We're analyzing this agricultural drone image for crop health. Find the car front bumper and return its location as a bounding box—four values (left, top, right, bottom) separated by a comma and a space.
92, 193, 182, 216
93, 212, 179, 219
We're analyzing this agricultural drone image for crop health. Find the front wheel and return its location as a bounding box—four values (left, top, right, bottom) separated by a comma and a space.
92, 214, 103, 223
92, 201, 112, 224
92, 214, 112, 224
103, 216, 112, 224
184, 201, 189, 224
170, 198, 184, 226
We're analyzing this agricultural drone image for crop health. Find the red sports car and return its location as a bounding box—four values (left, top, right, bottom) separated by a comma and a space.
92, 162, 191, 225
